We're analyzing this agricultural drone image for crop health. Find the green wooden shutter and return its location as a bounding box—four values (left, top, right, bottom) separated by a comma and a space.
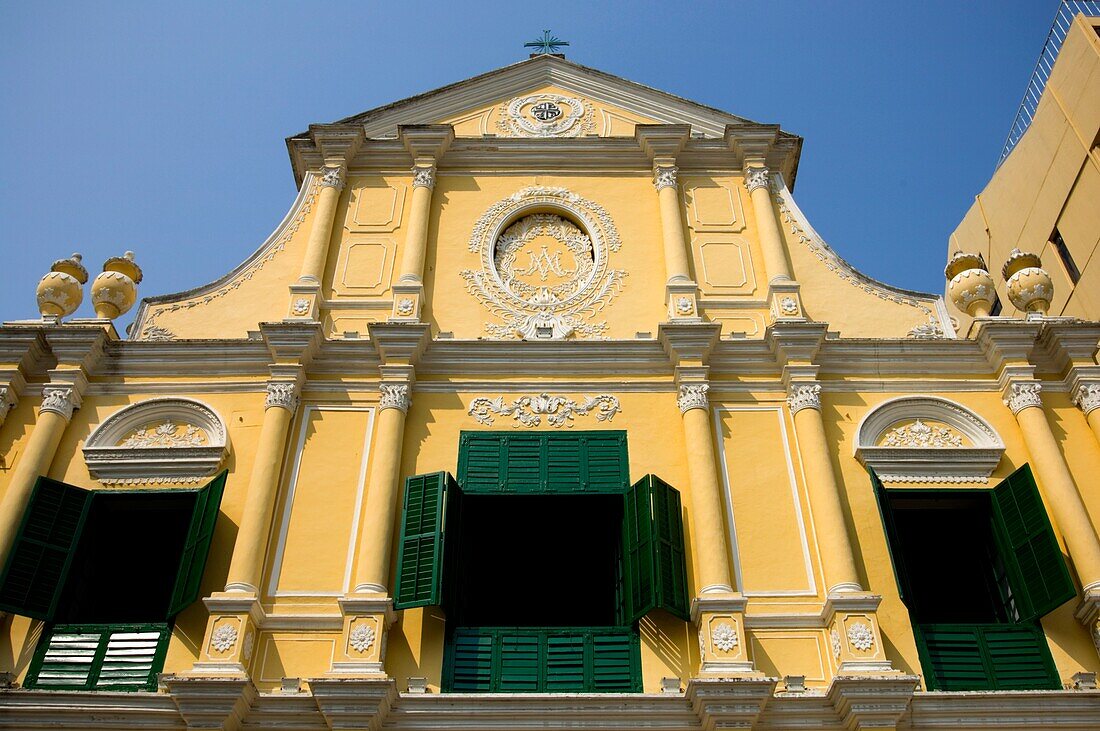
621, 475, 690, 623
166, 471, 227, 618
24, 623, 171, 692
0, 477, 94, 621
458, 431, 628, 494
916, 622, 1059, 691
395, 472, 456, 609
989, 465, 1076, 620
869, 470, 912, 602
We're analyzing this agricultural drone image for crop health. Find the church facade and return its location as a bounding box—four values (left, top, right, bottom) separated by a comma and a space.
1, 52, 1100, 729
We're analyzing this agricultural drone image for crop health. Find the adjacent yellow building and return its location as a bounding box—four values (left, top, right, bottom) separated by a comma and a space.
1, 44, 1099, 729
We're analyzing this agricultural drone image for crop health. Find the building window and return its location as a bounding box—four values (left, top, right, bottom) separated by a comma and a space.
0, 472, 226, 691
394, 431, 688, 693
1050, 228, 1080, 284
873, 466, 1072, 690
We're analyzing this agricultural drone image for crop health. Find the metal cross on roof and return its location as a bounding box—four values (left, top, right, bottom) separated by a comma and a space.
524, 30, 569, 55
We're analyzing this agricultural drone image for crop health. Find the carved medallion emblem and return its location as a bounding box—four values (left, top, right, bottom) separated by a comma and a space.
498, 95, 593, 137
461, 187, 626, 339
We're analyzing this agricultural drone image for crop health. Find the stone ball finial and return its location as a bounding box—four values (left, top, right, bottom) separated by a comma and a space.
1002, 248, 1053, 315
945, 251, 995, 317
36, 253, 90, 318
90, 251, 143, 320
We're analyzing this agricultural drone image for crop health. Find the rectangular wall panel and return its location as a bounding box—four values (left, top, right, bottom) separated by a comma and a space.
267, 407, 374, 597
714, 407, 816, 596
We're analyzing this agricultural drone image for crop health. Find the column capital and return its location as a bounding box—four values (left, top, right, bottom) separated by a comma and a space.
0, 384, 17, 425
39, 384, 79, 420
786, 382, 822, 414
379, 383, 411, 413
1073, 382, 1100, 417
677, 382, 710, 413
319, 165, 346, 191
265, 381, 301, 412
1003, 380, 1043, 415
653, 164, 678, 191
744, 166, 771, 194
411, 164, 436, 189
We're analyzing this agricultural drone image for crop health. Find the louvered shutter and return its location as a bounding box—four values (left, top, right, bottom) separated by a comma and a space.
989, 465, 1076, 620
394, 472, 456, 609
166, 471, 227, 617
0, 477, 94, 620
916, 623, 1059, 691
869, 470, 912, 602
621, 475, 690, 623
24, 623, 171, 691
457, 431, 628, 494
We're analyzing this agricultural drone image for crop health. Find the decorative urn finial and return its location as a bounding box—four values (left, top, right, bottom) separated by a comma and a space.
90, 251, 143, 320
944, 251, 995, 317
1001, 248, 1052, 315
36, 253, 89, 319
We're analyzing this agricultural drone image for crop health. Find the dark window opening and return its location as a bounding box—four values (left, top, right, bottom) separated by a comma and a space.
888, 494, 1014, 623
1051, 228, 1081, 284
55, 492, 196, 623
450, 495, 622, 627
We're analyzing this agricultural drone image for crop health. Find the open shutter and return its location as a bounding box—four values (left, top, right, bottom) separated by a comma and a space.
166, 471, 228, 618
869, 470, 912, 602
989, 465, 1076, 620
916, 622, 1059, 691
395, 472, 456, 609
0, 477, 94, 620
620, 475, 689, 623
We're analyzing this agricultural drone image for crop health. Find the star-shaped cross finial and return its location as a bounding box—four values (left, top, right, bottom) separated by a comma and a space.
524, 30, 569, 55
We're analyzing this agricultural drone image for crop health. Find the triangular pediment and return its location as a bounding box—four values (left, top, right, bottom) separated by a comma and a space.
320, 55, 765, 139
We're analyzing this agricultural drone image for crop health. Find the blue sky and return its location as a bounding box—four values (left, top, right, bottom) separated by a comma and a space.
0, 1, 1058, 328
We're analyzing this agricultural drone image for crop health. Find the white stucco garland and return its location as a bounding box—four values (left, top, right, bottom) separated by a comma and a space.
854, 396, 1004, 484
83, 397, 228, 485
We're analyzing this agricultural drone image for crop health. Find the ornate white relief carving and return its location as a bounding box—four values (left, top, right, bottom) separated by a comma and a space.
907, 322, 945, 339
1073, 383, 1100, 417
0, 386, 15, 419
880, 419, 963, 448
855, 396, 1004, 484
653, 165, 678, 191
675, 296, 695, 316
1004, 382, 1043, 415
846, 622, 875, 652
497, 94, 594, 137
461, 188, 626, 340
786, 383, 821, 414
349, 624, 376, 653
84, 398, 229, 485
265, 382, 300, 412
40, 386, 76, 420
291, 298, 311, 316
320, 165, 346, 190
468, 393, 620, 428
395, 298, 415, 316
830, 628, 842, 659
121, 422, 207, 448
774, 185, 947, 337
379, 383, 411, 413
744, 167, 770, 194
210, 624, 238, 653
677, 383, 710, 413
711, 622, 738, 652
779, 296, 799, 315
411, 165, 436, 189
139, 176, 320, 339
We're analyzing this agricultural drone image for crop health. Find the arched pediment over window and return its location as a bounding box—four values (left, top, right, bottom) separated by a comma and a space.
83, 398, 228, 485
854, 396, 1004, 484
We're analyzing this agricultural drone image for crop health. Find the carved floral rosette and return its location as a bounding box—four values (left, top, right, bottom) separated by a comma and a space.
461, 187, 626, 340
497, 94, 594, 138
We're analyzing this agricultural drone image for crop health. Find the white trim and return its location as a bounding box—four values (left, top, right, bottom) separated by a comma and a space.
267, 405, 376, 598
713, 405, 817, 598
854, 395, 1005, 484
